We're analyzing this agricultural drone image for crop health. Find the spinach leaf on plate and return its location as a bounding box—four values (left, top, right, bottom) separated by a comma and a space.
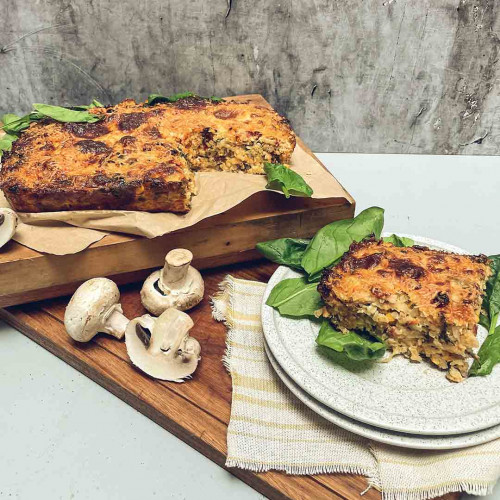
264, 162, 313, 199
479, 313, 490, 331
301, 206, 384, 278
383, 234, 414, 247
467, 255, 499, 377
482, 255, 500, 335
266, 277, 323, 318
469, 325, 500, 376
316, 320, 386, 361
256, 237, 310, 269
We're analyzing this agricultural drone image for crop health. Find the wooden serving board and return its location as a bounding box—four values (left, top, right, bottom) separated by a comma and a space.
0, 95, 354, 308
0, 261, 458, 500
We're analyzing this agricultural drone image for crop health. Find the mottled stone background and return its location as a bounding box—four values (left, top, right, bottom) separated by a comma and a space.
1, 0, 499, 153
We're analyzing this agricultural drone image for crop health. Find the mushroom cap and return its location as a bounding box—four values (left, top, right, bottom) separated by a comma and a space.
64, 278, 121, 342
140, 270, 173, 316
125, 309, 201, 382
0, 208, 18, 249
140, 268, 204, 316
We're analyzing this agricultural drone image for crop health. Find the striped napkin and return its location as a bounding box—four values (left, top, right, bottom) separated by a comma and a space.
211, 275, 500, 500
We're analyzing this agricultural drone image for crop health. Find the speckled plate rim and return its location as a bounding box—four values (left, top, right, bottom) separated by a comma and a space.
262, 233, 500, 436
264, 340, 500, 450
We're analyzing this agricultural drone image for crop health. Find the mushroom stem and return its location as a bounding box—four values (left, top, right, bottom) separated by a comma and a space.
149, 308, 193, 356
125, 309, 201, 382
159, 249, 193, 293
103, 305, 129, 339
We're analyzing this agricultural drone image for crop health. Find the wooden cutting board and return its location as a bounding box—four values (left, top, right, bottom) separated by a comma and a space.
0, 261, 458, 500
0, 94, 354, 308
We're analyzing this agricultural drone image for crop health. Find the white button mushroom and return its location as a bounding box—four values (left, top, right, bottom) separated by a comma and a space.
0, 208, 18, 249
125, 308, 201, 382
64, 278, 130, 342
140, 248, 204, 316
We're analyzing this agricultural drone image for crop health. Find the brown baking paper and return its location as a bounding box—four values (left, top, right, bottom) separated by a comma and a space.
0, 145, 352, 255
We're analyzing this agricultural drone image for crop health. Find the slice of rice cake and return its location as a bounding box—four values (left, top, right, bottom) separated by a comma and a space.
318, 239, 491, 382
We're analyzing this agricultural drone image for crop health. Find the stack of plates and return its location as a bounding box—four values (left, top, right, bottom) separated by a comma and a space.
261, 236, 500, 450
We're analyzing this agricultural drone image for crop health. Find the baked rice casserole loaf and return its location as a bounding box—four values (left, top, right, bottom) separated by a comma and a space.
318, 239, 492, 382
0, 96, 296, 212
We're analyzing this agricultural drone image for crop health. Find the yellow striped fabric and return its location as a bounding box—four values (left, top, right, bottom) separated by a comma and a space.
211, 275, 500, 499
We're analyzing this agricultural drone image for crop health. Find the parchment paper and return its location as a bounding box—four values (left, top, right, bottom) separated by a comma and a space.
0, 145, 352, 255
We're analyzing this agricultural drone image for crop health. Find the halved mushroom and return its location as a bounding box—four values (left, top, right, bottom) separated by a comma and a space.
64, 278, 129, 342
0, 208, 18, 249
140, 248, 204, 316
125, 308, 201, 382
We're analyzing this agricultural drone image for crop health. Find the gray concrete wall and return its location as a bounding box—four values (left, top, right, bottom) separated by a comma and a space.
1, 0, 499, 154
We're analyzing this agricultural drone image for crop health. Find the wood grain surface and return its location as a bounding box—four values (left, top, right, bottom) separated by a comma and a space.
0, 261, 459, 500
1, 0, 499, 154
0, 196, 353, 307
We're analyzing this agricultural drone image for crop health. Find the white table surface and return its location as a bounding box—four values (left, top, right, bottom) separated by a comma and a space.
1, 153, 499, 500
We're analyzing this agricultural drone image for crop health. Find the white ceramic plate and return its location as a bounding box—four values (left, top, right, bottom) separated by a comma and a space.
264, 340, 500, 449
262, 234, 500, 436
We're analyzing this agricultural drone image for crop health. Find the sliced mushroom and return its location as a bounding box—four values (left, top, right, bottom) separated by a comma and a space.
64, 278, 129, 342
125, 308, 201, 382
0, 208, 18, 249
140, 249, 204, 316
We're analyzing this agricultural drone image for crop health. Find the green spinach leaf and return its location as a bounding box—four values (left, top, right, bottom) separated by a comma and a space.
301, 207, 384, 277
1, 101, 104, 155
316, 320, 386, 361
469, 325, 500, 376
146, 92, 223, 106
266, 277, 323, 318
1, 113, 34, 134
479, 313, 490, 331
264, 162, 313, 199
482, 255, 500, 335
256, 237, 310, 269
33, 103, 100, 123
89, 99, 104, 108
0, 133, 18, 158
2, 114, 23, 127
383, 234, 414, 247
68, 99, 104, 111
467, 255, 500, 376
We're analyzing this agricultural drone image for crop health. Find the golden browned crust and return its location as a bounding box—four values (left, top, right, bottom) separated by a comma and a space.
318, 239, 491, 381
0, 97, 296, 213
